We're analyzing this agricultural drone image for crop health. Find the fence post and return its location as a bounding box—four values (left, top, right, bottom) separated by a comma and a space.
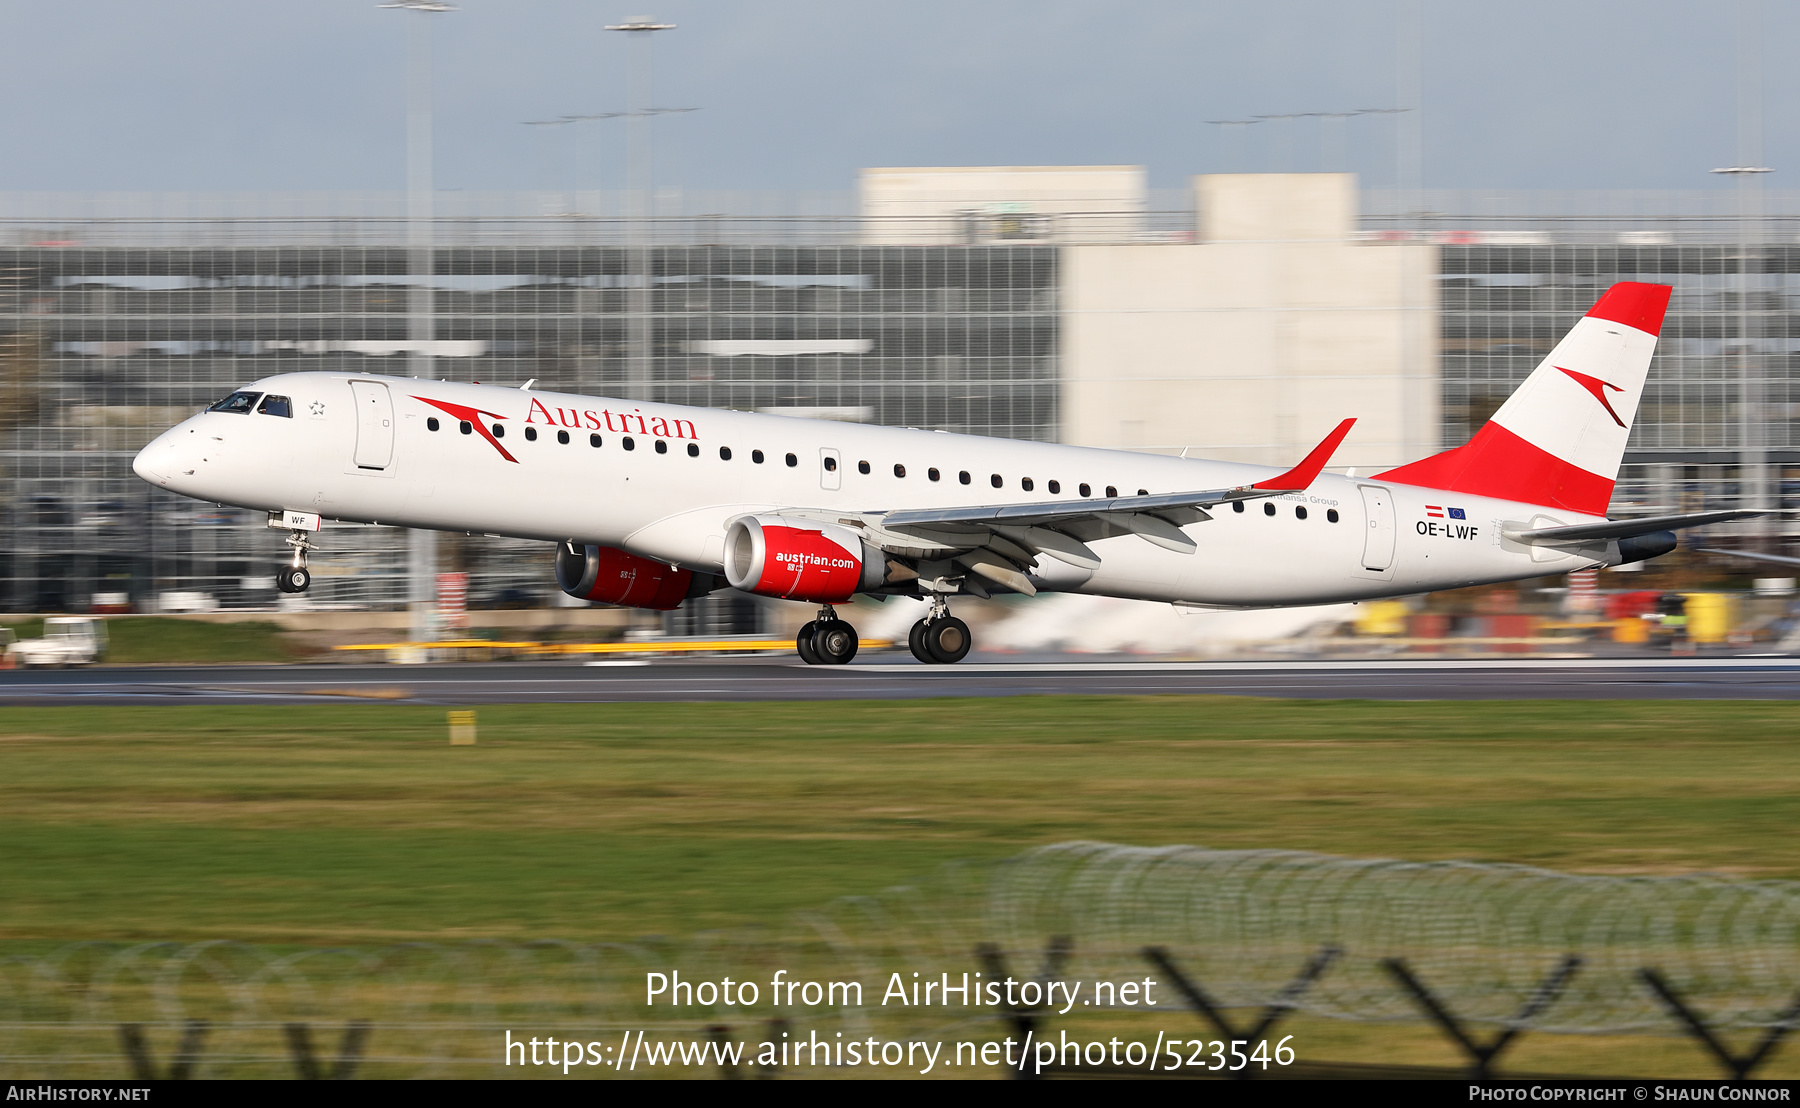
1144, 944, 1339, 1078
1383, 955, 1580, 1078
1639, 968, 1800, 1080
755, 1017, 789, 1079
117, 1019, 209, 1080
976, 936, 1071, 1080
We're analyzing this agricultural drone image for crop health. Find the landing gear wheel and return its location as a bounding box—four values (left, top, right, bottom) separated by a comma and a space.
813, 619, 858, 665
908, 619, 934, 664
922, 616, 972, 664
277, 566, 312, 594
795, 620, 823, 665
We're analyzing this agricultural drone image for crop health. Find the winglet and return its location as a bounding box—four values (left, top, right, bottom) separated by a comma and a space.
1251, 418, 1356, 491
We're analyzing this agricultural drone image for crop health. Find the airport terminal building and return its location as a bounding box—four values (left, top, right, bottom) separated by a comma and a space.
1, 170, 1794, 616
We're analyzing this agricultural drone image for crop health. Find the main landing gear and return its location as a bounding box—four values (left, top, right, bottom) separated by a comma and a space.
908, 597, 971, 665
796, 605, 859, 666
276, 529, 313, 594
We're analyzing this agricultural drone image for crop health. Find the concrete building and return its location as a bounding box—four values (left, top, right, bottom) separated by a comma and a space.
1060, 173, 1437, 470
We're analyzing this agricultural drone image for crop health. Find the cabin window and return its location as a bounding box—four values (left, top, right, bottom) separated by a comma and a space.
687, 442, 700, 457
590, 433, 602, 447
257, 395, 292, 418
623, 437, 636, 451
824, 456, 837, 472
991, 474, 1003, 488
525, 427, 538, 441
558, 430, 571, 445
1233, 501, 1245, 513
858, 460, 870, 474
720, 446, 733, 460
1138, 489, 1148, 496
492, 424, 505, 438
1048, 480, 1060, 494
459, 421, 472, 435
1079, 483, 1091, 497
1105, 486, 1117, 498
894, 463, 907, 478
1295, 505, 1308, 520
1021, 477, 1034, 492
785, 453, 798, 467
959, 471, 971, 485
654, 439, 667, 453
426, 417, 440, 432
1263, 502, 1276, 516
928, 468, 941, 481
206, 390, 259, 414
1327, 508, 1340, 523
752, 450, 764, 464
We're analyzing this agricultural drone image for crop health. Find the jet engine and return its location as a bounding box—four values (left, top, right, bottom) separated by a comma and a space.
723, 515, 886, 603
555, 542, 694, 610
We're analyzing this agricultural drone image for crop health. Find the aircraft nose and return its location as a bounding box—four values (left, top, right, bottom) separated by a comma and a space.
133, 429, 181, 486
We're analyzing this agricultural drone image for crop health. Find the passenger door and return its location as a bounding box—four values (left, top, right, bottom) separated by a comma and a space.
1356, 484, 1396, 577
350, 381, 394, 470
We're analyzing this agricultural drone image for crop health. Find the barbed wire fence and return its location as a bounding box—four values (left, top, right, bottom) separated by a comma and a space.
5, 842, 1800, 1078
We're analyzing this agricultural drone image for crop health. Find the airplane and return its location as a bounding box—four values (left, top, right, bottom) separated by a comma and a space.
132, 281, 1761, 664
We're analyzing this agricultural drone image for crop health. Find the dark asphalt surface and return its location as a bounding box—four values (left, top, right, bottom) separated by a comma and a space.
4, 653, 1800, 705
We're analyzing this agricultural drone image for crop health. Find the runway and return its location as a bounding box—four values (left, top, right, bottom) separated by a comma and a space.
5, 654, 1800, 706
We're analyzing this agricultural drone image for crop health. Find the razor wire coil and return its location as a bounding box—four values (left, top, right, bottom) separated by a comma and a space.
984, 841, 1800, 1032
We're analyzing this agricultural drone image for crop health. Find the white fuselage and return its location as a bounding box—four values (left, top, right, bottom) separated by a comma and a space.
133, 372, 1607, 607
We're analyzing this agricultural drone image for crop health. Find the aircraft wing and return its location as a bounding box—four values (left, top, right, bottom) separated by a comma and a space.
1502, 510, 1764, 546
844, 419, 1356, 595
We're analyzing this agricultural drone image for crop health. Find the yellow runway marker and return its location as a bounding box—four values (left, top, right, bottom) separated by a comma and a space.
448, 710, 477, 746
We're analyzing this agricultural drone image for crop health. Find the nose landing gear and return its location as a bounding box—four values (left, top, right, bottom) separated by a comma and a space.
909, 596, 971, 664
276, 530, 314, 594
796, 605, 858, 665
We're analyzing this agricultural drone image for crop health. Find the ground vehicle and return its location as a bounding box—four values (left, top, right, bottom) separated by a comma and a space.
6, 617, 110, 667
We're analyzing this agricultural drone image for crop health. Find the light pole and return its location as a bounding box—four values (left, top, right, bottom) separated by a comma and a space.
1713, 164, 1772, 530
1712, 0, 1771, 540
606, 17, 676, 402
383, 0, 454, 645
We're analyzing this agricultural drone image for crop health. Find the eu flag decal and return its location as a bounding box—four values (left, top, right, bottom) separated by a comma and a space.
1447, 507, 1467, 520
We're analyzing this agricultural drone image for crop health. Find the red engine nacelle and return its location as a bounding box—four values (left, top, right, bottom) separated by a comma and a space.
555, 542, 693, 610
724, 515, 884, 603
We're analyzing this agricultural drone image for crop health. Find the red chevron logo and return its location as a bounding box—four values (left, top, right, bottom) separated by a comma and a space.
412, 395, 519, 462
1558, 367, 1627, 428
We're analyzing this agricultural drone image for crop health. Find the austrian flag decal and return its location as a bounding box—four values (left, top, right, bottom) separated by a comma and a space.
1424, 506, 1467, 520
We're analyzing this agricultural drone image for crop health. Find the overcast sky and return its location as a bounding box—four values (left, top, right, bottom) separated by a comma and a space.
0, 1, 1785, 195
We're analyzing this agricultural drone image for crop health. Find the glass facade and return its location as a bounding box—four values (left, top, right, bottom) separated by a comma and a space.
1441, 245, 1799, 525
0, 237, 1057, 613
5, 186, 1796, 617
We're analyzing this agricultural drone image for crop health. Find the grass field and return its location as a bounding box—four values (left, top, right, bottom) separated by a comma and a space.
3, 696, 1799, 944
6, 695, 1800, 1079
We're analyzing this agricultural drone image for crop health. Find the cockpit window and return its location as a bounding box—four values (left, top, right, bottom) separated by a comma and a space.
207, 390, 261, 415
257, 394, 292, 418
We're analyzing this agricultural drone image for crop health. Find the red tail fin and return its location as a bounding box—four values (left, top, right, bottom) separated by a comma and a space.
1375, 282, 1670, 515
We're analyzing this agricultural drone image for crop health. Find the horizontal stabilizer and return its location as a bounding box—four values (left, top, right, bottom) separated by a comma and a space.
1503, 509, 1763, 546
1695, 547, 1800, 569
